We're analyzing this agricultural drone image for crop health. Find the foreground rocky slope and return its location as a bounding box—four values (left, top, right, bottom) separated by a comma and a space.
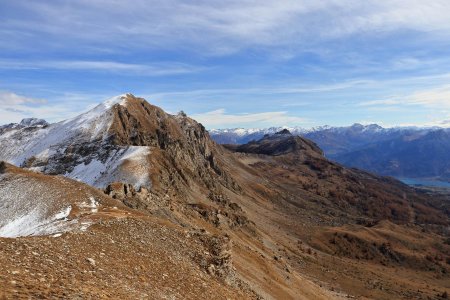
0, 163, 256, 299
1, 95, 449, 299
0, 162, 133, 237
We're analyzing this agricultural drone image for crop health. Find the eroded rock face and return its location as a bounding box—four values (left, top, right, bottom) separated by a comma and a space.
105, 182, 137, 200
105, 94, 239, 198
19, 118, 48, 127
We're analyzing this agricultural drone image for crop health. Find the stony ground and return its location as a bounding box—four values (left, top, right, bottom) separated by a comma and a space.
0, 217, 252, 300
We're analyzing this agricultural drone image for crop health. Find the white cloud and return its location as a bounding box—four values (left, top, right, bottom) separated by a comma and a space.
359, 84, 450, 109
406, 85, 450, 108
0, 91, 308, 128
0, 60, 203, 75
359, 98, 403, 107
0, 91, 85, 124
437, 119, 450, 126
0, 91, 47, 105
3, 1, 450, 55
192, 108, 306, 128
0, 105, 73, 124
146, 80, 372, 100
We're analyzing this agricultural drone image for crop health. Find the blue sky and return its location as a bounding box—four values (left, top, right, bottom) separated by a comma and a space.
1, 0, 450, 129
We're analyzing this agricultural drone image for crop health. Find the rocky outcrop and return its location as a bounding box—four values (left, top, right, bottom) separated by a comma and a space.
224, 130, 323, 157
19, 118, 48, 127
0, 118, 48, 135
105, 182, 138, 200
105, 94, 239, 198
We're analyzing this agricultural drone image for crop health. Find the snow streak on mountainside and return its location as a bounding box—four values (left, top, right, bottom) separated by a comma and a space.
0, 94, 151, 189
0, 162, 131, 238
65, 146, 151, 188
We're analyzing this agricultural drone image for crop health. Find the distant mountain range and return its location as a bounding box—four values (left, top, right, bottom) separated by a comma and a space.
210, 124, 450, 182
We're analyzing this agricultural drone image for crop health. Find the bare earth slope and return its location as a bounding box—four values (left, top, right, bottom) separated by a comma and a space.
1, 95, 449, 299
0, 163, 253, 299
0, 162, 133, 237
221, 130, 450, 299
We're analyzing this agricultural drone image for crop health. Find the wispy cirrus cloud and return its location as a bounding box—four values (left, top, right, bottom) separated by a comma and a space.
0, 60, 204, 76
192, 108, 307, 129
146, 80, 373, 100
2, 1, 450, 55
359, 84, 450, 109
0, 91, 47, 105
0, 90, 100, 124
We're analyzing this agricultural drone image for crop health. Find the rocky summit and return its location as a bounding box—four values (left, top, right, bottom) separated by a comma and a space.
0, 94, 449, 299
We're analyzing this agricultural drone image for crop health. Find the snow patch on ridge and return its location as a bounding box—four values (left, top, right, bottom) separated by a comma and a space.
65, 146, 151, 189
53, 205, 72, 220
79, 197, 99, 213
102, 94, 129, 109
0, 205, 73, 238
61, 94, 127, 140
0, 170, 111, 238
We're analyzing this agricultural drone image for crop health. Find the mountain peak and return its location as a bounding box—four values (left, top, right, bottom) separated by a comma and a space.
19, 118, 48, 127
101, 94, 130, 109
225, 130, 323, 157
349, 123, 383, 132
0, 93, 225, 190
350, 123, 364, 129
275, 128, 292, 135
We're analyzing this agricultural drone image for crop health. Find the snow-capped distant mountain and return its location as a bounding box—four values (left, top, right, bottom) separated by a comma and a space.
211, 124, 450, 181
333, 129, 450, 181
18, 118, 49, 127
0, 118, 48, 134
210, 123, 434, 153
299, 123, 434, 156
209, 126, 310, 145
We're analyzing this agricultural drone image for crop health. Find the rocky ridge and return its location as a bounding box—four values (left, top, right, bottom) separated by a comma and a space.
1, 94, 449, 299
